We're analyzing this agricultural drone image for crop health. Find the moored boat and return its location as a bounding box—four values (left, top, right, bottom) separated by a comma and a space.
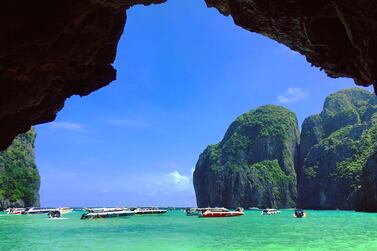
185, 208, 210, 216
23, 207, 57, 214
47, 207, 72, 218
48, 210, 62, 218
7, 208, 25, 215
81, 208, 134, 219
293, 209, 306, 218
131, 207, 167, 215
261, 209, 281, 215
199, 207, 244, 218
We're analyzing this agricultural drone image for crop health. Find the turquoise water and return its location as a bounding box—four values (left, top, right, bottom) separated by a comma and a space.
1, 210, 377, 250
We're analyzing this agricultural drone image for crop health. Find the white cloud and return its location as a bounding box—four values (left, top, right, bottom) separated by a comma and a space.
277, 87, 309, 104
164, 171, 191, 192
137, 170, 193, 196
50, 121, 84, 131
104, 119, 153, 128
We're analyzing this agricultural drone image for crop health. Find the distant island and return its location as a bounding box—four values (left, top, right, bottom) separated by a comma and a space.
1, 88, 377, 212
0, 129, 40, 210
194, 105, 299, 209
194, 88, 377, 212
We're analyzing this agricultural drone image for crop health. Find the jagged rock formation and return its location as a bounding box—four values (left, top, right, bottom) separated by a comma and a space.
1, 0, 377, 151
206, 0, 377, 88
358, 151, 377, 212
298, 88, 377, 210
0, 0, 165, 150
193, 105, 299, 208
0, 129, 40, 210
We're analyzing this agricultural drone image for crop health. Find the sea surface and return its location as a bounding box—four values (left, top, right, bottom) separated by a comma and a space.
0, 210, 377, 250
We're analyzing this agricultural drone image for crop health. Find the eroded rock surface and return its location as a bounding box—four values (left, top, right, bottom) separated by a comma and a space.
0, 0, 164, 150
206, 0, 377, 88
1, 0, 377, 150
0, 129, 40, 210
193, 105, 299, 208
298, 88, 377, 210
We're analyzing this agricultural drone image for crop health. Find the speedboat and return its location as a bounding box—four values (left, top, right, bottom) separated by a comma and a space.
185, 208, 210, 216
47, 207, 72, 218
248, 207, 259, 211
261, 209, 281, 215
293, 209, 306, 218
199, 207, 244, 218
58, 207, 72, 214
23, 207, 57, 214
131, 207, 167, 215
80, 208, 135, 219
7, 208, 25, 214
48, 210, 62, 218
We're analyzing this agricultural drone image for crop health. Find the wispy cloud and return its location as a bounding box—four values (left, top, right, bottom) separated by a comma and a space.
161, 171, 191, 192
277, 87, 310, 104
134, 170, 194, 197
104, 119, 153, 128
50, 121, 84, 131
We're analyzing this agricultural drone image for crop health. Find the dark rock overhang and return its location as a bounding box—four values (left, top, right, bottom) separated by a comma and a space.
0, 0, 165, 150
1, 0, 376, 150
206, 0, 377, 88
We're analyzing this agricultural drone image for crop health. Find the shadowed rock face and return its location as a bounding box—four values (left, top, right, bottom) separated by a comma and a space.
0, 0, 164, 150
1, 0, 376, 150
206, 0, 377, 88
298, 88, 377, 210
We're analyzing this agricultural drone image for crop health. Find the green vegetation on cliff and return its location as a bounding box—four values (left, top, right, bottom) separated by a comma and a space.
299, 88, 377, 210
194, 105, 299, 208
0, 129, 40, 209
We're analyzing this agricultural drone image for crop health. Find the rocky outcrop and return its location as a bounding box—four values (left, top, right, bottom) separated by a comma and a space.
1, 0, 377, 151
0, 129, 40, 210
206, 0, 377, 89
357, 152, 377, 212
0, 0, 165, 150
298, 88, 377, 210
193, 105, 299, 208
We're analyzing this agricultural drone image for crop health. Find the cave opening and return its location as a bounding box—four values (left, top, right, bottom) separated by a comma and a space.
28, 0, 367, 208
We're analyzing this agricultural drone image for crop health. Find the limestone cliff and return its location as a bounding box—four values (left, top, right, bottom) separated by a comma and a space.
0, 129, 40, 209
298, 88, 377, 209
1, 0, 377, 150
193, 105, 299, 208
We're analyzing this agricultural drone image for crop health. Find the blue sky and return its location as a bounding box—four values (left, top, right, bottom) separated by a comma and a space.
35, 0, 369, 207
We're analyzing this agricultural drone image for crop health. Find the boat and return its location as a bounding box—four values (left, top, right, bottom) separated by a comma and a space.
23, 207, 57, 214
293, 209, 306, 218
184, 208, 210, 216
48, 210, 62, 218
199, 207, 244, 218
261, 209, 281, 215
7, 208, 25, 215
47, 207, 72, 218
57, 207, 72, 214
130, 207, 167, 215
80, 208, 134, 219
248, 207, 260, 211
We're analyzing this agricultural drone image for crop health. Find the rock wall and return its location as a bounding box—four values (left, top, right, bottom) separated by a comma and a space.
357, 152, 377, 212
1, 0, 377, 150
193, 105, 299, 208
0, 0, 165, 150
0, 129, 40, 210
298, 88, 377, 209
205, 0, 377, 88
